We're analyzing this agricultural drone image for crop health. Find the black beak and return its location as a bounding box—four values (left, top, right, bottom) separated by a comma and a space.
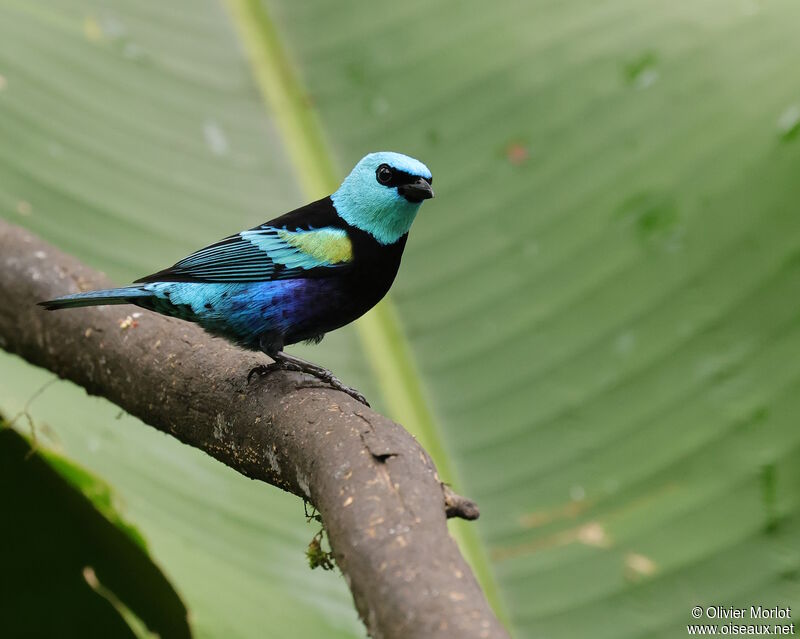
398, 178, 434, 203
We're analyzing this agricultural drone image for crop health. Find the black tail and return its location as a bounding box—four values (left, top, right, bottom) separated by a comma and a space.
39, 287, 152, 310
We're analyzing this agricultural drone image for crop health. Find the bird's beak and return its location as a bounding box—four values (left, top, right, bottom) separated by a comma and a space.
398, 178, 434, 203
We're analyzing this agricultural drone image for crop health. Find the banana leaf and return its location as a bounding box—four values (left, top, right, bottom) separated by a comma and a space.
2, 0, 800, 636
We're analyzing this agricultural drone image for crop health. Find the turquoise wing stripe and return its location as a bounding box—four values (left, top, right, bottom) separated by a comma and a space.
162, 227, 352, 282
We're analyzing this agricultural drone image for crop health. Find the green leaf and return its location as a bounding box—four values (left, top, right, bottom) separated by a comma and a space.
39, 442, 150, 551
3, 0, 800, 637
0, 424, 189, 639
256, 0, 800, 635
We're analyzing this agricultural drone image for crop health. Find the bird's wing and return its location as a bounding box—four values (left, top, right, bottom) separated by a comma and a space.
134, 226, 353, 283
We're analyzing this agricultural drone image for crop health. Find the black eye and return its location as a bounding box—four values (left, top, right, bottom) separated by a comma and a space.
376, 164, 393, 185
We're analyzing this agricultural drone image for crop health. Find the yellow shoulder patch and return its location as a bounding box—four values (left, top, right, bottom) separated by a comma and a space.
277, 228, 353, 265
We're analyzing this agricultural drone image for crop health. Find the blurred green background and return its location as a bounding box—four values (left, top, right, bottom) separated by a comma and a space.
2, 0, 800, 637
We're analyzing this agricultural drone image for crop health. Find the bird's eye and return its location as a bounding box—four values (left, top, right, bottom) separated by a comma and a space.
376, 164, 393, 185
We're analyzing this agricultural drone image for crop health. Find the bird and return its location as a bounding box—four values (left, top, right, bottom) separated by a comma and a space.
39, 151, 434, 405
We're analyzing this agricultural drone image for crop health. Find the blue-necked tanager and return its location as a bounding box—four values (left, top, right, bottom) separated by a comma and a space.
40, 152, 434, 405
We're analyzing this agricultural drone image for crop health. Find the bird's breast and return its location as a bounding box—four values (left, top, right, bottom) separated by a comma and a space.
282, 235, 407, 344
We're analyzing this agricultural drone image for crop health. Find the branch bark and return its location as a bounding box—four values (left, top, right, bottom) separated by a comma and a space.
0, 220, 508, 639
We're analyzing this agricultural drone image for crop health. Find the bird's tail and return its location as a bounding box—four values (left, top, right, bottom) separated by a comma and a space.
39, 286, 153, 311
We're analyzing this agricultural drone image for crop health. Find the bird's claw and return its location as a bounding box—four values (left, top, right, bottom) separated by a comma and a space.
247, 363, 274, 383
297, 375, 370, 406
248, 359, 369, 406
301, 368, 370, 406
326, 377, 370, 407
247, 360, 302, 383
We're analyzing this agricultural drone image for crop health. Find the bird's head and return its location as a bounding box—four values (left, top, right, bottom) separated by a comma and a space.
331, 151, 434, 245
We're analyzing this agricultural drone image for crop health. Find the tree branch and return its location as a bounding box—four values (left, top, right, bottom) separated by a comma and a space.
0, 220, 508, 639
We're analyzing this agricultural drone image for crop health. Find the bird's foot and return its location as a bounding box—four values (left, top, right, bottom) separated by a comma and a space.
301, 371, 370, 407
248, 356, 368, 406
247, 363, 271, 383
268, 352, 370, 406
247, 360, 301, 383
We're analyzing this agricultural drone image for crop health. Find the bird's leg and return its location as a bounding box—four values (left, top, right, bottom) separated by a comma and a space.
248, 334, 368, 405
272, 351, 370, 407
248, 332, 301, 382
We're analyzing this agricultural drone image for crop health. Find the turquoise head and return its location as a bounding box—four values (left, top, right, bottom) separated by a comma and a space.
331, 152, 434, 245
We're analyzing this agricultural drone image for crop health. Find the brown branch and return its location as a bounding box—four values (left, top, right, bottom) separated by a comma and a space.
0, 220, 509, 639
